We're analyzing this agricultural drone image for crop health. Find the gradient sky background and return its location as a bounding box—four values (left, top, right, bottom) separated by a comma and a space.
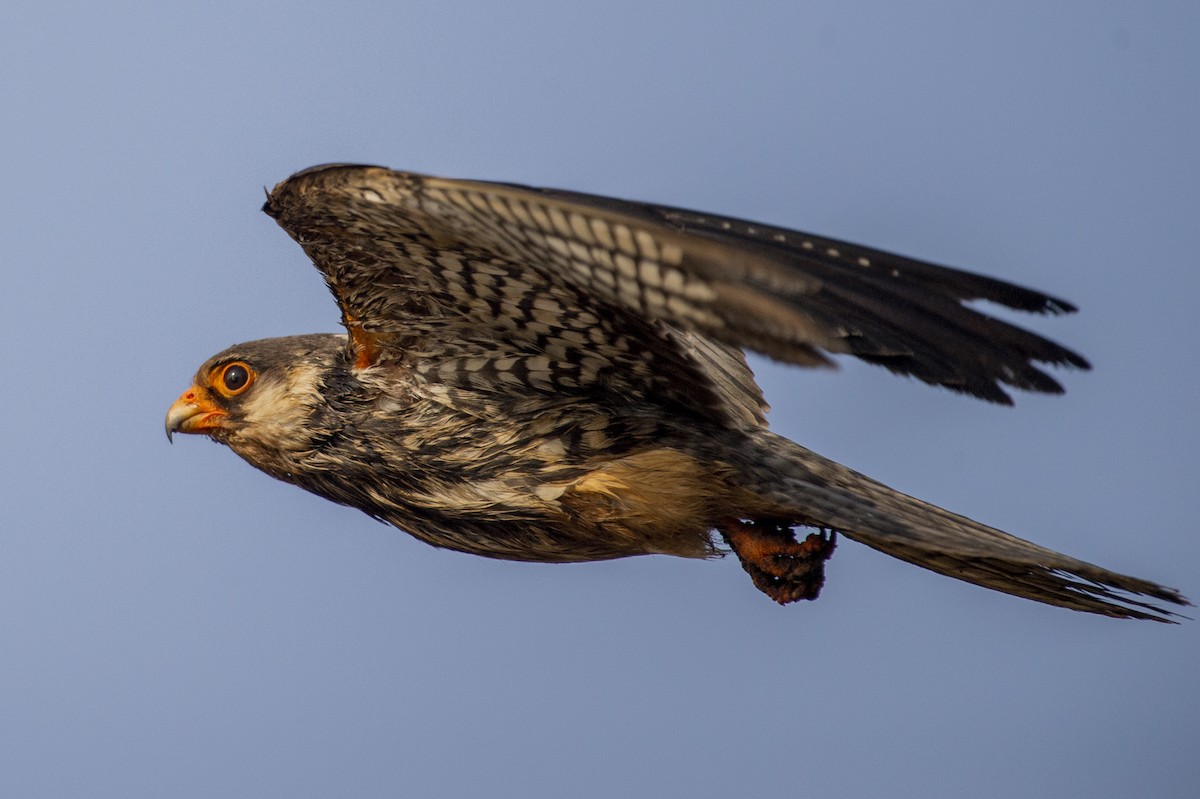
3, 2, 1198, 797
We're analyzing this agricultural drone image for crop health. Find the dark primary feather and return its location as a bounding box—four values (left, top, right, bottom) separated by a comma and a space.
508, 185, 1091, 404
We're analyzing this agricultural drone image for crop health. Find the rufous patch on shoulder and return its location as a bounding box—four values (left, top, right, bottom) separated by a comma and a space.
336, 289, 380, 369
348, 324, 378, 369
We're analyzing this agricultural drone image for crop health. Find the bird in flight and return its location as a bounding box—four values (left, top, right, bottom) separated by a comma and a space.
166, 164, 1187, 621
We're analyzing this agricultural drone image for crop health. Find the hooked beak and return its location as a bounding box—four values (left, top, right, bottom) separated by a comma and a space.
165, 386, 227, 442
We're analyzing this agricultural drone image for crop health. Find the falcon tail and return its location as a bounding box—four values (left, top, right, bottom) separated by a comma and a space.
744, 430, 1190, 622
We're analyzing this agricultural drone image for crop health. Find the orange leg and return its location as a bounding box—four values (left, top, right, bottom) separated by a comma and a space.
720, 519, 838, 604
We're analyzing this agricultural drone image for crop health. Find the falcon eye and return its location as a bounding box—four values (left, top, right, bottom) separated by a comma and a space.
217, 362, 253, 396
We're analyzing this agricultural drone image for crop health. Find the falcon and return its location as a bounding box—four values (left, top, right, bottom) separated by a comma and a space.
166, 164, 1188, 621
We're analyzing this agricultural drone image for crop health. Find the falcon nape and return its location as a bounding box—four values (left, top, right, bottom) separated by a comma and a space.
166, 164, 1188, 621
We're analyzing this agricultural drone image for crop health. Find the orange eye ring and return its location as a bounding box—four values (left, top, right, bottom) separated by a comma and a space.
214, 361, 255, 397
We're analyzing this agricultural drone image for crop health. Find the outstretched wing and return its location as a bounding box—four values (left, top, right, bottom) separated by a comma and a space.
263, 163, 1087, 406
263, 164, 769, 426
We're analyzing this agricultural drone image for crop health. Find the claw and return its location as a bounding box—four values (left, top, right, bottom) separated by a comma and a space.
721, 520, 838, 604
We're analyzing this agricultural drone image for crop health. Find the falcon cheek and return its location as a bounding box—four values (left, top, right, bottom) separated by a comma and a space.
225, 364, 326, 454
165, 386, 229, 441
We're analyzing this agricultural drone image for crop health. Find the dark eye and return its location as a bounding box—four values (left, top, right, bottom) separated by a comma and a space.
220, 363, 251, 394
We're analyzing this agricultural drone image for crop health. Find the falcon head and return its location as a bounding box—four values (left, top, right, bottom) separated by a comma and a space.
165, 334, 344, 467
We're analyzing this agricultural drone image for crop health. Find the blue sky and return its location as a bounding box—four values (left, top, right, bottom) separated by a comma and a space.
2, 2, 1198, 797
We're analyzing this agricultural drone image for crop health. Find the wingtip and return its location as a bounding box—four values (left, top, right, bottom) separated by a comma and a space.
1044, 297, 1078, 315
287, 162, 387, 180
263, 163, 393, 218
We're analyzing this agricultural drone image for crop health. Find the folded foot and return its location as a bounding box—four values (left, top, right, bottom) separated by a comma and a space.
721, 519, 838, 604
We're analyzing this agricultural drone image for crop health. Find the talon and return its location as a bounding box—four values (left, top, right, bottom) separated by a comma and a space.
720, 519, 838, 604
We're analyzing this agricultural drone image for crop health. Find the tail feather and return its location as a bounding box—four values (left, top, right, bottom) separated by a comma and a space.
748, 431, 1190, 622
